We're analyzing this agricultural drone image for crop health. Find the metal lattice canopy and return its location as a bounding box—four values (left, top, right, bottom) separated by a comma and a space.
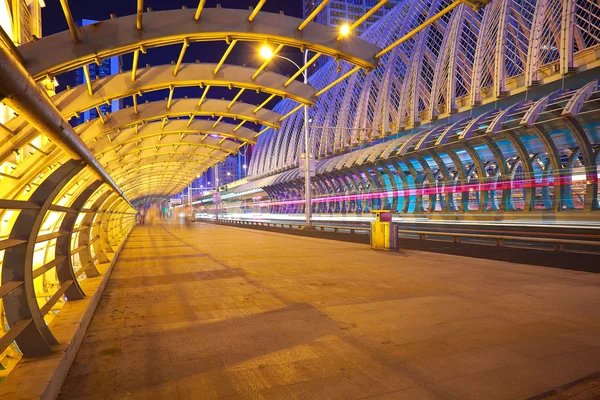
0, 0, 388, 366
249, 0, 600, 178
1, 2, 383, 203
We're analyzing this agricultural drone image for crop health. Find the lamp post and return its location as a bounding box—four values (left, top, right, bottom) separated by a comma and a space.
214, 163, 219, 221
301, 50, 313, 229
259, 25, 350, 228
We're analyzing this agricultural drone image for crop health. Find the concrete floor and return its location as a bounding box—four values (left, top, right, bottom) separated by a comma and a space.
58, 221, 600, 400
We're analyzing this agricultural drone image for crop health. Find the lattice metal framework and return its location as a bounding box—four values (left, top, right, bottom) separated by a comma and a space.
239, 82, 600, 215
0, 1, 382, 380
250, 0, 600, 178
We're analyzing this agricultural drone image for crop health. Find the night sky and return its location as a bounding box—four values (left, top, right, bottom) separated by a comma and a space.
42, 0, 305, 130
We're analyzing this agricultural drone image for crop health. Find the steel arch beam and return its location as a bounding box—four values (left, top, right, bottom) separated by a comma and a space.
20, 8, 380, 80
77, 99, 279, 144
100, 145, 226, 166
98, 195, 124, 254
90, 192, 118, 263
117, 169, 203, 185
52, 64, 317, 117
110, 161, 207, 180
54, 180, 104, 300
85, 119, 255, 157
430, 4, 468, 119
94, 135, 239, 160
124, 181, 193, 198
2, 159, 84, 357
118, 174, 200, 189
101, 143, 228, 164
124, 183, 190, 199
76, 188, 113, 278
104, 153, 217, 172
121, 176, 198, 192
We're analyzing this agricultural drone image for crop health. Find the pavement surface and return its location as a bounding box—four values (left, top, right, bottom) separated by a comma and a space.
58, 220, 600, 400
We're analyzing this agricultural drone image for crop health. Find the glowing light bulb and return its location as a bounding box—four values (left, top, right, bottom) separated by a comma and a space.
259, 45, 274, 59
340, 23, 351, 36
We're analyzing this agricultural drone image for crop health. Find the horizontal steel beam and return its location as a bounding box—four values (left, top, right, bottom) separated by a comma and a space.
19, 9, 380, 80
50, 63, 317, 120
77, 99, 279, 142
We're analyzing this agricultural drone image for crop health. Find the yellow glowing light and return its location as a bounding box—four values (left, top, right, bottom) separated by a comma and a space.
259, 45, 274, 60
340, 23, 351, 36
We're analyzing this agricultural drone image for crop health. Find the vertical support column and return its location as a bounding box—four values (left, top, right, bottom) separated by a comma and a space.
390, 160, 412, 214
414, 156, 438, 213
494, 0, 512, 98
381, 164, 400, 213
403, 162, 424, 214
562, 117, 598, 211
481, 136, 511, 211
96, 194, 119, 261
322, 174, 339, 214
525, 0, 549, 87
427, 152, 455, 212
526, 125, 563, 212
2, 160, 83, 356
446, 151, 470, 212
560, 0, 575, 76
462, 145, 488, 212
504, 131, 535, 212
77, 190, 112, 278
54, 180, 103, 301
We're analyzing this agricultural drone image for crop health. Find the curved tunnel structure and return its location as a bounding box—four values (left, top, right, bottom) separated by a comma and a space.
238, 85, 600, 217
238, 0, 600, 220
0, 4, 381, 375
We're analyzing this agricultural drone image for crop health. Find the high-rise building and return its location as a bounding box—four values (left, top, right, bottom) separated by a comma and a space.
74, 19, 122, 125
0, 0, 45, 124
303, 0, 402, 36
217, 156, 239, 187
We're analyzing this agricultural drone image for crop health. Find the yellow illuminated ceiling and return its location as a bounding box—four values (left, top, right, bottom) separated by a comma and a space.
1, 2, 381, 204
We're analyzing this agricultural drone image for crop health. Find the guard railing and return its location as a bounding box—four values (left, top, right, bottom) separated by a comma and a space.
213, 218, 600, 254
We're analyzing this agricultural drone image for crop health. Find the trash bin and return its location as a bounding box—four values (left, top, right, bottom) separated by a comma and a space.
370, 210, 398, 251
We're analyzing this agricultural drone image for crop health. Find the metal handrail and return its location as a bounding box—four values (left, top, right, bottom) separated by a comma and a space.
214, 218, 600, 253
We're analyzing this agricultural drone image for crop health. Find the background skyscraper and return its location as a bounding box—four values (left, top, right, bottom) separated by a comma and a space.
303, 0, 401, 36
73, 19, 122, 126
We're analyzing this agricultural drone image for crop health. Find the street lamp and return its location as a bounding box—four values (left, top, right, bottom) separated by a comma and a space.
259, 47, 314, 228
339, 23, 351, 36
259, 45, 274, 60
259, 25, 349, 229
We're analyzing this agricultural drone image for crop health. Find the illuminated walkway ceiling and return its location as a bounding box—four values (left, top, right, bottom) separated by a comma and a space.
1, 1, 385, 203
0, 0, 396, 368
